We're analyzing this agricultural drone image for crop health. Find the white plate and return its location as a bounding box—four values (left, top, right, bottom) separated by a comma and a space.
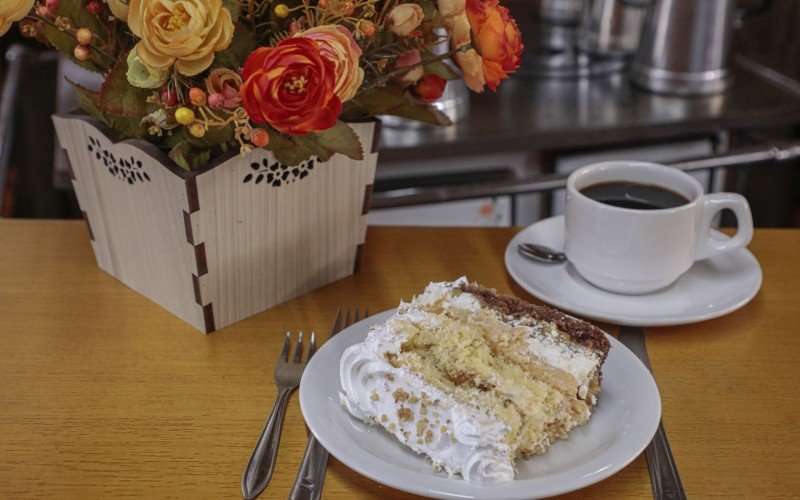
505, 216, 762, 327
300, 309, 661, 500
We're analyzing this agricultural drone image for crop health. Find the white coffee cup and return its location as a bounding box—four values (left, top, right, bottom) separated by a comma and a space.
565, 161, 753, 294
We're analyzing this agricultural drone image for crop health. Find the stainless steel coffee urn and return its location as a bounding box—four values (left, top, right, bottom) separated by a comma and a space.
632, 0, 737, 95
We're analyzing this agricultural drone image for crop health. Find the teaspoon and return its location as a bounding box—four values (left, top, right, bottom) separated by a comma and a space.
517, 243, 567, 264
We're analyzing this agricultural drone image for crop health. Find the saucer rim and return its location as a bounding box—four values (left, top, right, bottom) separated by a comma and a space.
505, 216, 763, 327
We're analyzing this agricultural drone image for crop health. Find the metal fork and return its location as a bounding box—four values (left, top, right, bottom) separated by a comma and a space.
242, 331, 315, 500
289, 306, 368, 500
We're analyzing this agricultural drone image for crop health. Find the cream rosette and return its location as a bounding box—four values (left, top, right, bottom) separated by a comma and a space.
295, 25, 364, 103
1, 0, 34, 37
127, 0, 234, 77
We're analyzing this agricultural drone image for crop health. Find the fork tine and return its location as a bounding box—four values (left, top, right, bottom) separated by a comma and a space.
344, 305, 351, 329
307, 331, 316, 360
293, 331, 304, 363
279, 331, 290, 362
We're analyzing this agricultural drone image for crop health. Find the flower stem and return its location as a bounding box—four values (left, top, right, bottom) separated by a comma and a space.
26, 14, 117, 65
368, 43, 470, 87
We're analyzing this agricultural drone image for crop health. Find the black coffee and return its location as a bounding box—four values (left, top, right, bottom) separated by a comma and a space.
580, 181, 689, 210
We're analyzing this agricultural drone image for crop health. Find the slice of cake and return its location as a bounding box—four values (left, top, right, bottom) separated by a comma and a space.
339, 278, 610, 483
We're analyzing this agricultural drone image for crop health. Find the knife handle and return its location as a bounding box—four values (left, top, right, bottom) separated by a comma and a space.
289, 433, 330, 500
646, 420, 686, 500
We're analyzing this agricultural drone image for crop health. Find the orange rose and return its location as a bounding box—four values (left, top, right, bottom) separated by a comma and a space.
435, 0, 485, 91
295, 25, 364, 102
240, 38, 342, 135
465, 0, 522, 91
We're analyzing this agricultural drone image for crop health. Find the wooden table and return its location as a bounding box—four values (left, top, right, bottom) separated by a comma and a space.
1, 220, 798, 498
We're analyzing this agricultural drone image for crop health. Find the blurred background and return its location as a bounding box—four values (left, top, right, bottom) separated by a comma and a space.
1, 0, 799, 226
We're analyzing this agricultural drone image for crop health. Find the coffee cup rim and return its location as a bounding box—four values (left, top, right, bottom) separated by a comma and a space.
567, 161, 703, 214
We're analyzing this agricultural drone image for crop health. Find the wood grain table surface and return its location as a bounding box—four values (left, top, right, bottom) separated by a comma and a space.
1, 220, 798, 499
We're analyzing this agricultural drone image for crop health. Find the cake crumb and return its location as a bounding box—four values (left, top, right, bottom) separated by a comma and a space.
441, 425, 448, 434
387, 374, 395, 381
419, 406, 428, 415
416, 418, 428, 436
393, 388, 410, 403
398, 408, 413, 421
409, 395, 420, 404
370, 390, 379, 401
388, 423, 396, 432
425, 429, 434, 443
380, 414, 388, 423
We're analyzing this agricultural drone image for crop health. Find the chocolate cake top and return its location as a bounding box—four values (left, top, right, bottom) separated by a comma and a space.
459, 282, 611, 360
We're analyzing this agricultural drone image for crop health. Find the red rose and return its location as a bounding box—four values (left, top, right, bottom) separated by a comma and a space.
465, 0, 522, 91
412, 74, 447, 103
240, 38, 342, 135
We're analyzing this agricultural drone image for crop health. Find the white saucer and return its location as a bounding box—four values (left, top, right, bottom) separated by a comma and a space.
300, 310, 661, 500
505, 216, 762, 327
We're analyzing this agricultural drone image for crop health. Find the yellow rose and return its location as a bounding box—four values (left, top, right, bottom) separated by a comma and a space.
107, 0, 129, 21
387, 3, 424, 37
0, 0, 34, 37
436, 0, 486, 92
127, 0, 234, 76
295, 25, 364, 102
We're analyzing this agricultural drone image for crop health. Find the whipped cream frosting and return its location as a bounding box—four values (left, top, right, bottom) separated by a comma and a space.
339, 304, 515, 483
338, 278, 602, 483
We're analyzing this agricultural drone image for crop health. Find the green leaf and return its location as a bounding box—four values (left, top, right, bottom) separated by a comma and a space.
99, 58, 157, 118
42, 26, 105, 73
67, 80, 105, 122
267, 132, 318, 166
168, 141, 211, 171
311, 121, 364, 161
344, 88, 453, 126
41, 0, 108, 72
222, 0, 240, 19
423, 59, 460, 81
292, 135, 334, 163
212, 23, 255, 70
68, 79, 150, 138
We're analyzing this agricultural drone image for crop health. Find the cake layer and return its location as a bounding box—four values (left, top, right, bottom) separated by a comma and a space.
339, 278, 610, 483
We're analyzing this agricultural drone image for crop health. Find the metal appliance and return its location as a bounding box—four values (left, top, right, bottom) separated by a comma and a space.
632, 0, 737, 95
578, 0, 650, 58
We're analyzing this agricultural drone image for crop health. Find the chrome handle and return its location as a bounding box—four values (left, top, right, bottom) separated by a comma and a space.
288, 434, 330, 500
242, 387, 293, 499
646, 420, 686, 500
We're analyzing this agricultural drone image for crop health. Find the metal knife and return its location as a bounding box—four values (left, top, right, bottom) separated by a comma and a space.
618, 325, 687, 500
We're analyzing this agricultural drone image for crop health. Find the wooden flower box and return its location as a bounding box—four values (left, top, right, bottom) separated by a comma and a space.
53, 114, 379, 333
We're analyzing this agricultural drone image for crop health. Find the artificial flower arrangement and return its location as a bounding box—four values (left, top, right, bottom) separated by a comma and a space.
1, 0, 521, 169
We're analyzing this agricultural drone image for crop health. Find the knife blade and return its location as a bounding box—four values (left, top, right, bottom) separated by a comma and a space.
618, 326, 686, 500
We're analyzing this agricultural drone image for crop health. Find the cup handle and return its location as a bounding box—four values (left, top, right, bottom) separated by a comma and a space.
694, 193, 754, 261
